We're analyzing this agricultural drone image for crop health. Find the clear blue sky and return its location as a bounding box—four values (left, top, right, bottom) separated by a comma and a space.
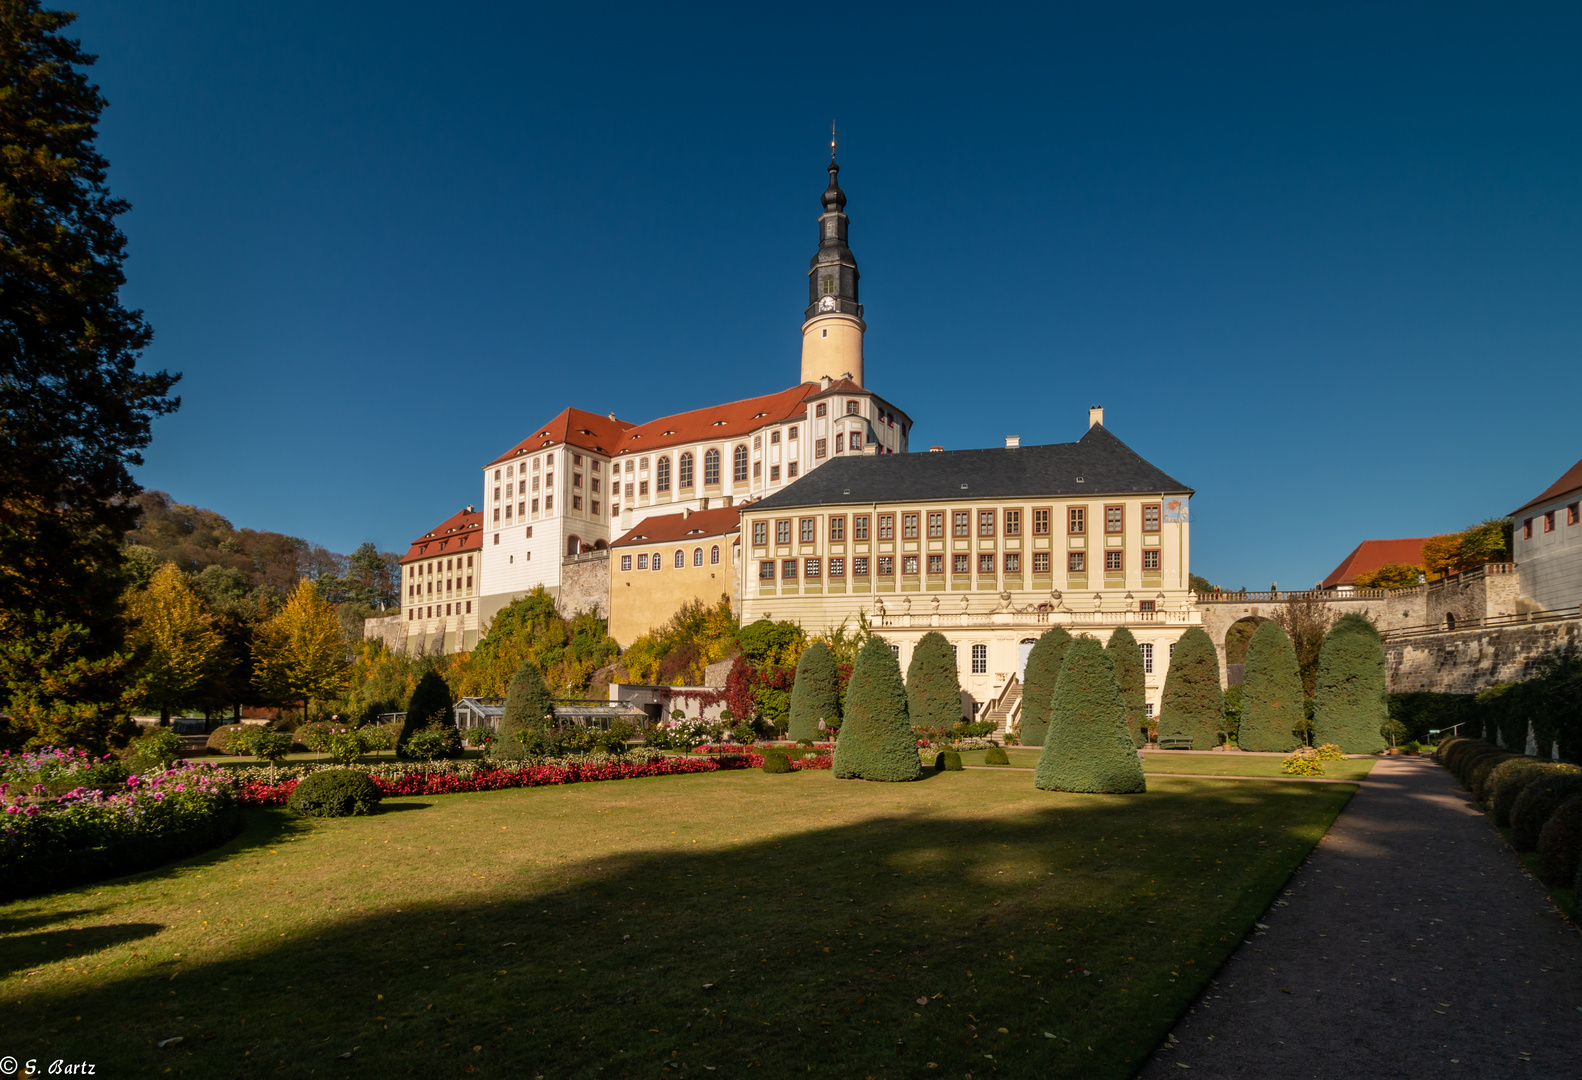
76, 1, 1582, 589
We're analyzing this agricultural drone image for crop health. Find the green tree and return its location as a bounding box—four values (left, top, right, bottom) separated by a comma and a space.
1105, 627, 1148, 748
452, 587, 617, 697
1158, 626, 1223, 750
1238, 620, 1302, 752
1018, 626, 1073, 746
788, 641, 840, 743
832, 637, 919, 782
498, 660, 553, 745
905, 631, 962, 731
1035, 637, 1146, 794
0, 2, 180, 746
401, 669, 454, 753
252, 579, 350, 726
125, 562, 223, 724
1312, 613, 1388, 754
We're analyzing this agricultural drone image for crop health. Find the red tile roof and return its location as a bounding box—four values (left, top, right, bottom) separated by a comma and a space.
1511, 457, 1582, 516
611, 507, 741, 549
487, 407, 635, 467
1320, 538, 1429, 589
400, 508, 484, 564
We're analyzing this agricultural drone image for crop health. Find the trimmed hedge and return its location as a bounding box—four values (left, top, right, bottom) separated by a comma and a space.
1489, 760, 1578, 827
206, 723, 249, 754
788, 642, 841, 743
907, 632, 964, 731
286, 768, 383, 817
1469, 752, 1521, 803
984, 746, 1010, 766
1158, 626, 1223, 751
1019, 627, 1073, 747
934, 750, 963, 772
1535, 794, 1582, 887
1312, 613, 1388, 754
1238, 621, 1303, 753
1035, 638, 1146, 795
499, 661, 554, 747
1105, 627, 1148, 749
832, 637, 921, 782
1511, 773, 1582, 852
760, 751, 793, 774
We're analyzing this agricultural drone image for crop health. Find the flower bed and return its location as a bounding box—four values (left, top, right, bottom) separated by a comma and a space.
691, 742, 834, 754
1, 762, 239, 901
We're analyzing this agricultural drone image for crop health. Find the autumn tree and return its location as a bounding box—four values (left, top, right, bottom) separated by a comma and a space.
1272, 597, 1334, 699
124, 562, 223, 724
0, 2, 180, 748
1353, 562, 1422, 590
1421, 519, 1512, 579
253, 579, 350, 726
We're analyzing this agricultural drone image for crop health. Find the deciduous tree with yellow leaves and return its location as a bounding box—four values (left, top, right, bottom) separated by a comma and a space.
125, 563, 223, 724
253, 579, 350, 725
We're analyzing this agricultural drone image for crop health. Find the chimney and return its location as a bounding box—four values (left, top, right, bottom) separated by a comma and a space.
681, 506, 692, 519
1005, 436, 1021, 448
862, 443, 879, 456
820, 375, 832, 390
465, 505, 474, 513
1088, 405, 1104, 428
607, 412, 617, 421
929, 446, 944, 452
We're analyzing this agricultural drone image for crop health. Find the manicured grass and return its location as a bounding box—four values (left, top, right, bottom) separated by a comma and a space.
956, 748, 1377, 782
0, 767, 1355, 1079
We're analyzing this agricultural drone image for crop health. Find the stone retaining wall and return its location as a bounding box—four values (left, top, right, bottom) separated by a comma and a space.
1384, 617, 1582, 693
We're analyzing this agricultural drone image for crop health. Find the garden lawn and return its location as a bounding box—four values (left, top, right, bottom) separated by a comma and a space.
957, 748, 1377, 782
0, 768, 1354, 1079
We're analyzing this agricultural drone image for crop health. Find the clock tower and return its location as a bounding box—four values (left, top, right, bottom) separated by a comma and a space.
799, 156, 865, 387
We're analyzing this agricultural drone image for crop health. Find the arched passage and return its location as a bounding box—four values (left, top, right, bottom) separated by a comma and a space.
1223, 615, 1269, 686
566, 535, 582, 557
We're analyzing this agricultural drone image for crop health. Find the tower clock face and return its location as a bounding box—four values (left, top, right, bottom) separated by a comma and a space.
819, 295, 837, 312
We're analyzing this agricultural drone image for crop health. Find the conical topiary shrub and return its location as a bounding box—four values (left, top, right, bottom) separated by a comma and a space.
1158, 626, 1223, 750
832, 637, 921, 782
1019, 626, 1073, 746
1238, 621, 1303, 753
1312, 613, 1388, 754
1106, 627, 1148, 749
788, 641, 841, 743
498, 660, 554, 746
400, 670, 453, 758
907, 631, 963, 732
1035, 638, 1146, 794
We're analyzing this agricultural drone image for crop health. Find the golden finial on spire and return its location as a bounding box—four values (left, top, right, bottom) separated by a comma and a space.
830, 120, 837, 161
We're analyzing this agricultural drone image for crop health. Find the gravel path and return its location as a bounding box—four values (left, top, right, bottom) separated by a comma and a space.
1136, 755, 1582, 1079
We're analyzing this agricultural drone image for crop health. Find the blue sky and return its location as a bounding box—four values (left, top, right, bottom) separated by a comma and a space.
77, 1, 1582, 589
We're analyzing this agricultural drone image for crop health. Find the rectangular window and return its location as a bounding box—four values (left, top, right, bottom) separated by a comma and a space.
1570, 503, 1580, 526
776, 520, 791, 544
1068, 551, 1085, 573
592, 478, 600, 493
531, 498, 539, 513
770, 430, 780, 444
624, 483, 634, 499
927, 512, 944, 538
979, 510, 995, 537
1544, 510, 1555, 533
878, 514, 894, 539
1524, 517, 1534, 539
1004, 510, 1021, 536
759, 560, 774, 580
829, 557, 845, 577
902, 513, 919, 539
829, 516, 845, 541
816, 403, 827, 417
572, 495, 582, 510
1004, 552, 1020, 573
1143, 504, 1161, 533
953, 511, 970, 537
927, 553, 944, 574
1033, 508, 1050, 535
505, 503, 513, 520
902, 555, 919, 575
638, 480, 649, 496
1105, 505, 1124, 533
953, 553, 970, 574
978, 553, 996, 574
1139, 600, 1156, 613
753, 460, 762, 478
517, 501, 525, 518
770, 465, 780, 481
1145, 702, 1154, 721
544, 495, 553, 510
800, 517, 816, 543
1032, 552, 1050, 574
853, 515, 870, 540
572, 454, 582, 466
590, 499, 600, 516
1105, 550, 1123, 571
834, 433, 844, 453
573, 472, 582, 488
788, 425, 798, 440
846, 400, 860, 415
815, 438, 827, 459
1141, 643, 1154, 674
753, 521, 768, 545
1069, 507, 1086, 534
492, 508, 500, 523
853, 556, 869, 576
1143, 549, 1161, 571
805, 558, 821, 578
877, 555, 894, 576
787, 462, 799, 477
782, 559, 797, 579
636, 554, 648, 570
971, 644, 988, 675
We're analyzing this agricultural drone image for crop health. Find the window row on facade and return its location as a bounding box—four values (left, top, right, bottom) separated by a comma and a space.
749, 505, 1167, 545
619, 546, 725, 572
1523, 502, 1581, 538
755, 549, 1161, 580
409, 600, 472, 620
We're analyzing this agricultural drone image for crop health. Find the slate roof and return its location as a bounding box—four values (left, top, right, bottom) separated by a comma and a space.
611, 507, 742, 549
747, 424, 1192, 511
1511, 457, 1582, 516
399, 508, 484, 565
1319, 538, 1429, 589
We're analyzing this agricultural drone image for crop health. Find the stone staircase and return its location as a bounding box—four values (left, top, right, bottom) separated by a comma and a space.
981, 675, 1022, 741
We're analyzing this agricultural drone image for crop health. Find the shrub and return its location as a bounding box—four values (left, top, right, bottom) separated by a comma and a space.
360, 721, 402, 753
1491, 760, 1580, 827
1019, 627, 1073, 747
1454, 745, 1507, 790
1035, 638, 1146, 795
832, 637, 921, 782
1470, 752, 1522, 803
463, 728, 494, 749
1312, 613, 1388, 754
907, 632, 964, 731
499, 661, 554, 747
1511, 773, 1582, 852
124, 727, 187, 773
1282, 748, 1324, 776
1158, 626, 1223, 751
295, 722, 336, 752
206, 724, 248, 754
1238, 622, 1303, 753
286, 768, 382, 817
400, 671, 454, 757
788, 641, 841, 743
934, 750, 963, 772
1105, 627, 1148, 749
760, 751, 793, 774
1535, 793, 1582, 887
231, 728, 294, 768
729, 721, 757, 746
984, 746, 1010, 765
402, 724, 463, 762
1314, 743, 1345, 761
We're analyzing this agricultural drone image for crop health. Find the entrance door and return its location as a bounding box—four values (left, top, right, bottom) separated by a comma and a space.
1017, 638, 1037, 679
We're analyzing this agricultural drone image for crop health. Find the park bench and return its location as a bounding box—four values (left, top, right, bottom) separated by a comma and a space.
1156, 736, 1195, 750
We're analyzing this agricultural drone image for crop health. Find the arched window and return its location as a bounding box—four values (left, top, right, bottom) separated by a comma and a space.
679, 452, 694, 488
710, 545, 720, 565
693, 547, 704, 566
733, 444, 749, 482
566, 535, 581, 557
656, 456, 671, 492
704, 448, 721, 485
651, 550, 662, 570
674, 549, 685, 568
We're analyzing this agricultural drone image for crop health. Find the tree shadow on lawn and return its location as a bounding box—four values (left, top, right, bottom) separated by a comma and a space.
0, 921, 165, 979
2, 778, 1354, 1080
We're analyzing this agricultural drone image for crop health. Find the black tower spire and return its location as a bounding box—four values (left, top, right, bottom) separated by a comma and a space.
805, 156, 861, 322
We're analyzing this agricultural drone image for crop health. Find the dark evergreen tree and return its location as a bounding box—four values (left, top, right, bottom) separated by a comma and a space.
1312, 613, 1388, 754
400, 670, 454, 757
832, 637, 920, 782
1238, 621, 1303, 752
787, 641, 840, 743
498, 660, 553, 745
1158, 626, 1223, 750
1105, 627, 1148, 748
906, 631, 963, 731
1035, 638, 1146, 794
0, 3, 180, 750
1019, 626, 1072, 746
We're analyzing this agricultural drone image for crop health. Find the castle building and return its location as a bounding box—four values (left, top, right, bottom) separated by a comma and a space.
397, 507, 485, 653
608, 506, 742, 647
475, 158, 910, 627
1511, 455, 1582, 612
